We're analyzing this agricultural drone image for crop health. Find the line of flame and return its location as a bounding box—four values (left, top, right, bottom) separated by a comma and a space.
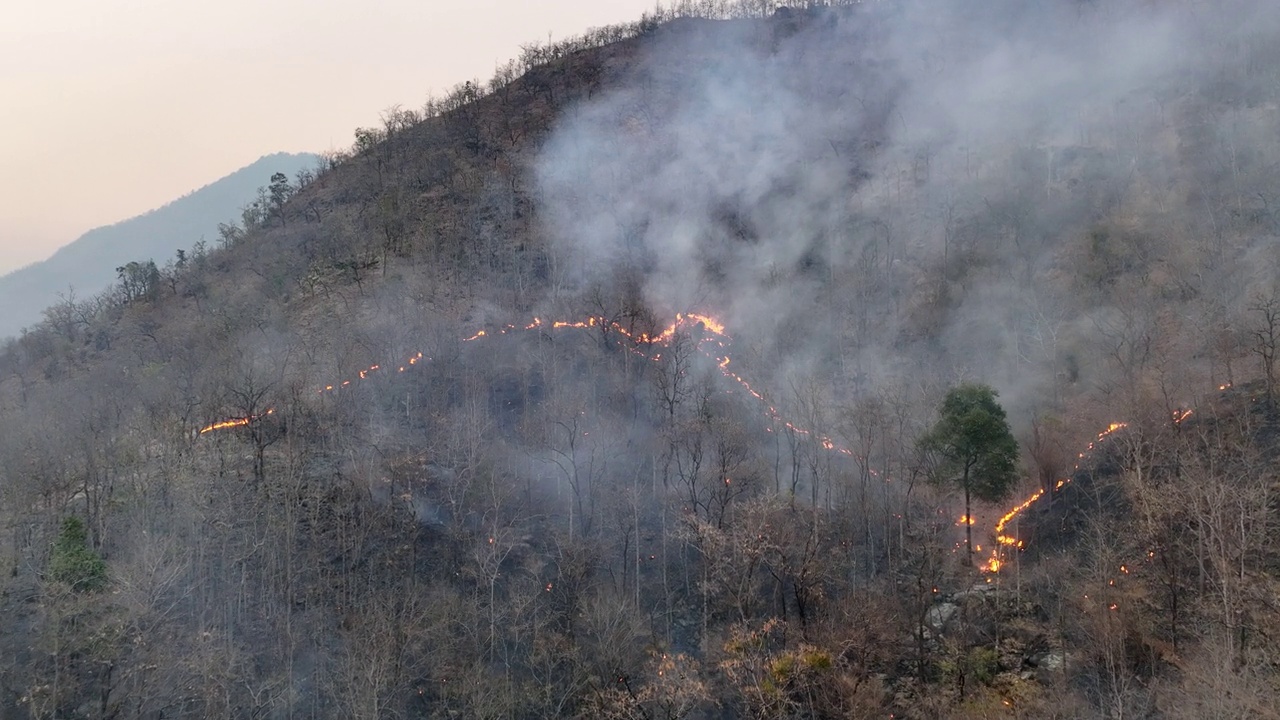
977, 421, 1130, 573
198, 408, 276, 434
198, 311, 1204, 580
198, 313, 729, 435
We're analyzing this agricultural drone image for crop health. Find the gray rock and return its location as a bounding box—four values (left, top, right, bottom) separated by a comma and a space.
954, 581, 998, 602
924, 602, 960, 634
1031, 650, 1067, 683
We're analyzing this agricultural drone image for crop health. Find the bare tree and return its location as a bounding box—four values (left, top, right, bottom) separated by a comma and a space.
1249, 290, 1280, 406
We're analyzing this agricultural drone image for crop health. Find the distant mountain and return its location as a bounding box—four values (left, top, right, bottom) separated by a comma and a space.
0, 151, 319, 339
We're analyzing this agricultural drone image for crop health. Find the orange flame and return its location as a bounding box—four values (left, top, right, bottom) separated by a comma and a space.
198, 418, 252, 434
198, 311, 733, 436
198, 408, 275, 435
980, 420, 1128, 573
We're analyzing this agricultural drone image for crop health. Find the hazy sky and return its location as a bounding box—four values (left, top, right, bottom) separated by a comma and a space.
0, 0, 656, 276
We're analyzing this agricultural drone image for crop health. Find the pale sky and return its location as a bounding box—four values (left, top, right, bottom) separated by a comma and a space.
0, 0, 658, 275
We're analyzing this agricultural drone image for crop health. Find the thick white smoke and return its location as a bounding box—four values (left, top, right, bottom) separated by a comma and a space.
536, 0, 1280, 419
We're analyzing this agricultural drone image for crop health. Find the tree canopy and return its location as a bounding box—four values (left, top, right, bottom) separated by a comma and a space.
49, 517, 107, 593
921, 383, 1020, 563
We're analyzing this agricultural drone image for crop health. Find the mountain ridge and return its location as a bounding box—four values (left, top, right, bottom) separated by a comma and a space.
0, 151, 319, 339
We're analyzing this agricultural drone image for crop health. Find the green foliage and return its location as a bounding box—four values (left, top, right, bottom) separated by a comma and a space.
965, 647, 1001, 685
939, 647, 1001, 688
800, 648, 832, 671
769, 653, 797, 683
115, 260, 161, 303
49, 517, 107, 593
268, 172, 295, 227
921, 384, 1020, 504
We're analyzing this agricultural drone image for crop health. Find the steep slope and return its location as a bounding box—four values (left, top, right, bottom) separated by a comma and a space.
2, 2, 1280, 718
0, 151, 319, 339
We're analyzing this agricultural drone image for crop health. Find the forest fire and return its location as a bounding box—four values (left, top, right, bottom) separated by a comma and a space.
198, 418, 252, 434
196, 311, 1152, 580
199, 312, 734, 435
198, 408, 275, 435
978, 421, 1129, 574
196, 310, 870, 481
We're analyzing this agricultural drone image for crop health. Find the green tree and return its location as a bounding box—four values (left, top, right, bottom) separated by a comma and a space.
49, 516, 107, 592
920, 384, 1019, 565
115, 260, 161, 303
268, 172, 294, 227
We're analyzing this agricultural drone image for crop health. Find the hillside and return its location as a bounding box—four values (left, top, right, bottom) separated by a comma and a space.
3, 1, 1280, 718
0, 152, 319, 339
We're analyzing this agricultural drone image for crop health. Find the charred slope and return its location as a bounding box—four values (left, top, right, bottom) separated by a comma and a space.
980, 383, 1280, 705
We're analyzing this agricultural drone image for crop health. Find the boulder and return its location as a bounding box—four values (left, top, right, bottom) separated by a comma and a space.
924, 602, 960, 634
954, 581, 998, 602
1029, 650, 1067, 683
